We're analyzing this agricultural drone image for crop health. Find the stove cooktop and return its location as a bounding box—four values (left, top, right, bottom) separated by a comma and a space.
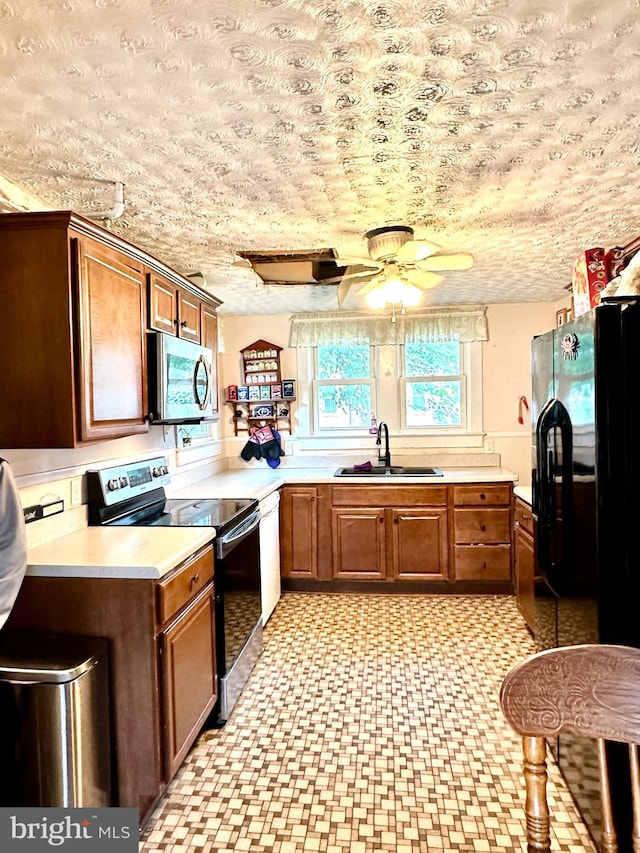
108, 497, 257, 530
87, 456, 257, 532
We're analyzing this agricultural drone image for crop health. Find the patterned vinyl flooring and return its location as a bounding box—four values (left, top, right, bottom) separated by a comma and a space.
140, 593, 596, 852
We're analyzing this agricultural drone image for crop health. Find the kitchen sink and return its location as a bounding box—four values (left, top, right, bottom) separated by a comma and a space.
334, 466, 443, 477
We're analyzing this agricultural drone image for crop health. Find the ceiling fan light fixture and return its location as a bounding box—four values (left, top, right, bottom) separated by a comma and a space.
365, 276, 423, 309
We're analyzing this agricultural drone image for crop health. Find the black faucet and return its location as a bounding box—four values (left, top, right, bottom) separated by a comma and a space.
376, 421, 391, 472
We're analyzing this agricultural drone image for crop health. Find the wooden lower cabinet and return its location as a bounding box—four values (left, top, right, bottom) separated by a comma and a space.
331, 505, 449, 581
452, 484, 513, 582
281, 481, 514, 589
5, 544, 217, 825
160, 586, 216, 781
332, 508, 386, 579
514, 497, 536, 632
391, 507, 449, 581
280, 485, 333, 579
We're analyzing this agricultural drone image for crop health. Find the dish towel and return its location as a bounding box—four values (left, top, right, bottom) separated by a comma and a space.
0, 459, 27, 630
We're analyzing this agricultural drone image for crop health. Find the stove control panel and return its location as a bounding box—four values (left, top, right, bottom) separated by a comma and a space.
87, 456, 171, 506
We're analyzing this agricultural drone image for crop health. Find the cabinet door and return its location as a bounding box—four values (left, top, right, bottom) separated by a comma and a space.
391, 508, 449, 581
515, 526, 536, 632
201, 303, 219, 416
177, 289, 201, 342
160, 585, 217, 781
148, 272, 178, 334
74, 236, 149, 441
332, 508, 386, 580
280, 487, 318, 578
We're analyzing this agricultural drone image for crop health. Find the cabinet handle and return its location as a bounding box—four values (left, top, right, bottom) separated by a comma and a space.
479, 493, 486, 500
480, 524, 486, 532
380, 516, 384, 523
190, 573, 200, 586
180, 320, 188, 328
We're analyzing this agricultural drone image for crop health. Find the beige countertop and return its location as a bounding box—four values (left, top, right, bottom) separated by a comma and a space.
170, 465, 518, 501
27, 526, 214, 580
513, 485, 532, 505
26, 465, 517, 580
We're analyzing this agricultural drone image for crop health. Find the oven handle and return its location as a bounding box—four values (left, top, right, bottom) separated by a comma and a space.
216, 510, 260, 559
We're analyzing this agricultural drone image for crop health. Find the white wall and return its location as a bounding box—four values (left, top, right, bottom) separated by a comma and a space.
483, 303, 556, 484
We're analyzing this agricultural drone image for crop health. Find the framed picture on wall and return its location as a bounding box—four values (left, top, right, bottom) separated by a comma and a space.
555, 308, 568, 327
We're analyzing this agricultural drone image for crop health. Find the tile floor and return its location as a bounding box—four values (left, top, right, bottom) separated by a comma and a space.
140, 593, 596, 852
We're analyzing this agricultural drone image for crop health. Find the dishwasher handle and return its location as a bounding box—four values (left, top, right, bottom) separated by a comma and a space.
216, 510, 260, 559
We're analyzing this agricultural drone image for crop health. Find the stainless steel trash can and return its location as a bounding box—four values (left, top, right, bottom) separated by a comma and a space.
0, 633, 111, 807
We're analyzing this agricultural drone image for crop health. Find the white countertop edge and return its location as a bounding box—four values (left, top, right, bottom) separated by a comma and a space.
169, 466, 518, 500
513, 485, 533, 505
27, 526, 214, 580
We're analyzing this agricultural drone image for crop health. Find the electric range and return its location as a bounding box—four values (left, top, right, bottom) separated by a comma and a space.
87, 456, 262, 724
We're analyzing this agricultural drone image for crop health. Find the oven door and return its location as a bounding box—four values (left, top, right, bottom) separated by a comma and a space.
150, 333, 213, 423
214, 510, 263, 723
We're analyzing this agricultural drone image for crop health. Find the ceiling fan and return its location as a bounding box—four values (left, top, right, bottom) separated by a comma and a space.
336, 225, 474, 307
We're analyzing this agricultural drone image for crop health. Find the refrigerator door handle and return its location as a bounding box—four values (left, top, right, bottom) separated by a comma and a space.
535, 398, 573, 590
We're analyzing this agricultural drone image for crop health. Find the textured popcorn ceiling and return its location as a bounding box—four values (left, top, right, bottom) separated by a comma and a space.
1, 0, 640, 315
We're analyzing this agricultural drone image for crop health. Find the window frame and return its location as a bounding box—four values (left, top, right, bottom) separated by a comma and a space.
296, 338, 483, 445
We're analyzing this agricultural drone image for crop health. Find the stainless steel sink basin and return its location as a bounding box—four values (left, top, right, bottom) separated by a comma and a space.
334, 466, 443, 477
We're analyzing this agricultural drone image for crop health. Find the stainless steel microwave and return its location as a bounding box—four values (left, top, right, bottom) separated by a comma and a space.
149, 333, 214, 423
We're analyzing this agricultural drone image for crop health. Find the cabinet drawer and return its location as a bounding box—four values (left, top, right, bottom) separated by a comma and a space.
514, 499, 534, 536
452, 484, 511, 506
331, 485, 447, 507
454, 507, 511, 543
156, 546, 214, 625
454, 545, 511, 580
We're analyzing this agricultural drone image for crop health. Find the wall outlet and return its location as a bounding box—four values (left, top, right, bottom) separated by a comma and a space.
70, 477, 82, 507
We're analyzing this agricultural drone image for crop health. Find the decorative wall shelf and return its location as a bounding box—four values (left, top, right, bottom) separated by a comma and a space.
228, 339, 294, 435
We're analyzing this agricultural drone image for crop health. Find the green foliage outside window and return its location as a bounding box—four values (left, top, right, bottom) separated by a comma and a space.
317, 343, 371, 427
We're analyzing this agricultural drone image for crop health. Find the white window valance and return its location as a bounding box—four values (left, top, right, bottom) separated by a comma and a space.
288, 306, 488, 347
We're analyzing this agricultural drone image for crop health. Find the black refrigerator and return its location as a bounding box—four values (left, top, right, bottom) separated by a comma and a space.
531, 298, 640, 849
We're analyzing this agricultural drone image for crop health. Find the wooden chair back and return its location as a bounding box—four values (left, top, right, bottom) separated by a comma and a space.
500, 644, 640, 852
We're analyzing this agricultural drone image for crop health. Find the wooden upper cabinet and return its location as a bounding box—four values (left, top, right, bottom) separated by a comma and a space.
201, 303, 219, 417
177, 289, 201, 342
74, 236, 148, 442
148, 272, 202, 343
0, 211, 149, 448
148, 272, 178, 335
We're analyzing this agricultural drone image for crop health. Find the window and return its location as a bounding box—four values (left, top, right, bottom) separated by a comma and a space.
290, 307, 486, 441
403, 338, 464, 428
315, 342, 373, 429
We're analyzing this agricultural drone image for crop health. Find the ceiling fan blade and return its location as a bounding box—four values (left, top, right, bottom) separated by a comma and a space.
404, 269, 445, 289
336, 255, 384, 271
416, 252, 474, 272
337, 278, 353, 306
395, 239, 441, 263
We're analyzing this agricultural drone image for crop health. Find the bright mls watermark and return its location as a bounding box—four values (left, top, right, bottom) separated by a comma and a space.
0, 808, 138, 851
